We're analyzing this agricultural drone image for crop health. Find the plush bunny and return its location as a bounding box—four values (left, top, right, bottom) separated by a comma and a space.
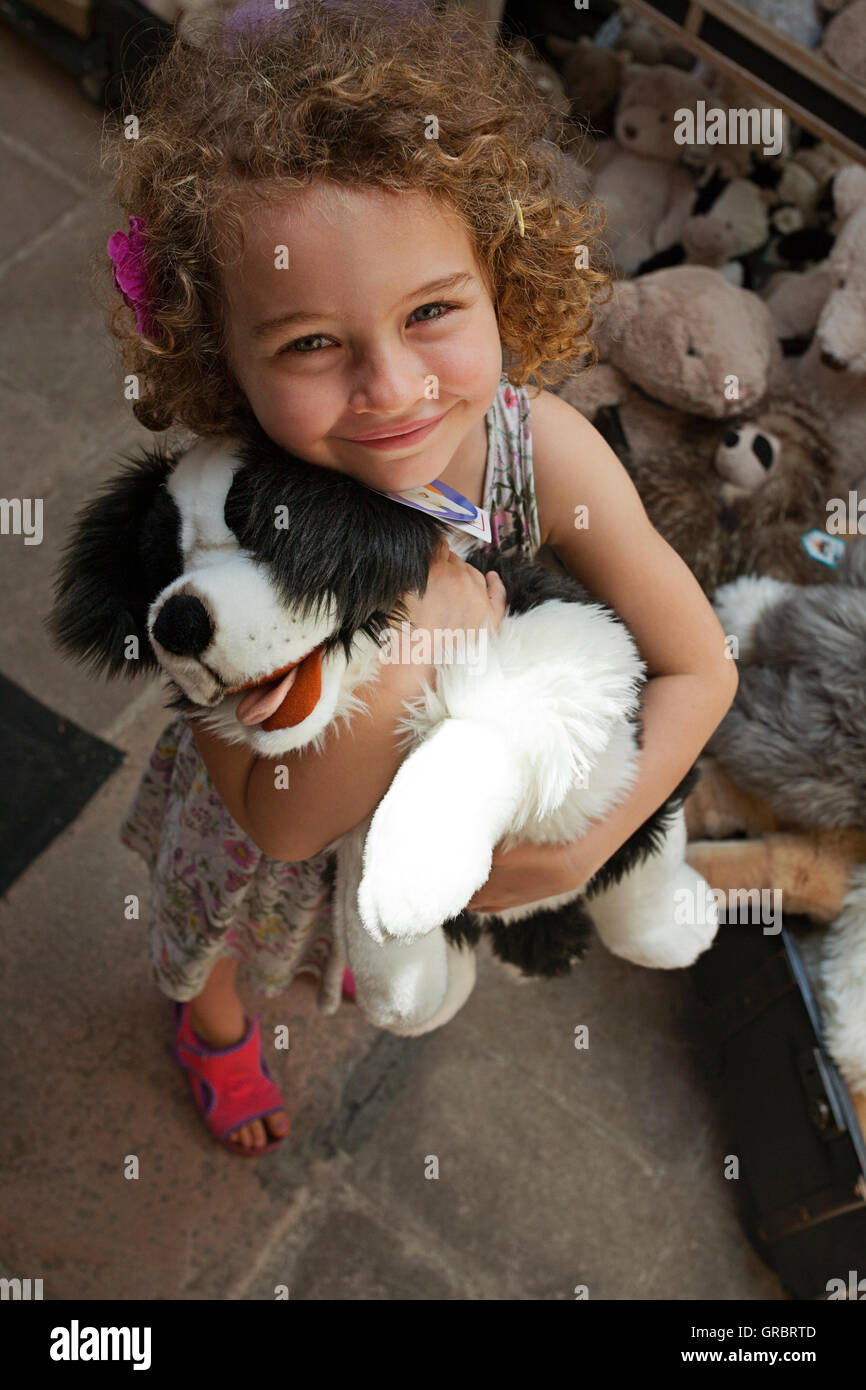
50, 428, 720, 1036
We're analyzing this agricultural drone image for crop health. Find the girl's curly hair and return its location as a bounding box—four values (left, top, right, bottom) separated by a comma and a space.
99, 0, 611, 437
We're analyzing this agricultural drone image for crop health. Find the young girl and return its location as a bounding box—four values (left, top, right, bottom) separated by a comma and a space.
105, 0, 738, 1157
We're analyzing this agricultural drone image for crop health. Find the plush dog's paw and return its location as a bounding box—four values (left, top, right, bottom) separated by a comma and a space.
611, 910, 718, 970
358, 792, 495, 942
593, 865, 720, 970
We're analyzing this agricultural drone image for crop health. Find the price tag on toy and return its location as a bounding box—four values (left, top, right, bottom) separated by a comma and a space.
801, 529, 846, 568
375, 477, 492, 543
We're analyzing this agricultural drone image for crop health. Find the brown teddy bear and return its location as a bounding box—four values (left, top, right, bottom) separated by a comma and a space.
769, 165, 866, 496
680, 174, 770, 281
681, 67, 793, 179
589, 63, 711, 274
556, 265, 786, 461
545, 34, 630, 135
544, 19, 694, 140
637, 167, 771, 283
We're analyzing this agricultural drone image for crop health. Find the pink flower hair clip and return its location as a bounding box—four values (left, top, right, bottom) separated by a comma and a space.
107, 215, 159, 342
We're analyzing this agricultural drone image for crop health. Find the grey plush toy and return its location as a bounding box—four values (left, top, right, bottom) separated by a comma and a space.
707, 535, 866, 829
683, 538, 866, 1117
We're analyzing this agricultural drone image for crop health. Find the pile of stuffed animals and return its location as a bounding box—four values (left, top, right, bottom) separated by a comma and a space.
546, 2, 866, 91
521, 11, 866, 1128
742, 0, 866, 87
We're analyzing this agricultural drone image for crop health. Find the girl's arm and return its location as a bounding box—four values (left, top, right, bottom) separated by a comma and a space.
467, 389, 739, 912
192, 546, 506, 863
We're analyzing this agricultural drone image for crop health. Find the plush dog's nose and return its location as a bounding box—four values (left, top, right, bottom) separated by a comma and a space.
152, 593, 213, 657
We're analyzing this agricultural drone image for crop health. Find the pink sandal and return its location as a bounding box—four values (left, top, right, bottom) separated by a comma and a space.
172, 970, 357, 1154
173, 1002, 289, 1155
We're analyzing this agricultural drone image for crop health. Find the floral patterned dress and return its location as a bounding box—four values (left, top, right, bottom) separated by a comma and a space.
120, 374, 541, 1014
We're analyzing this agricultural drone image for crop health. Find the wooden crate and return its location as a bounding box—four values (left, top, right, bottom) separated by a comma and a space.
626, 0, 866, 161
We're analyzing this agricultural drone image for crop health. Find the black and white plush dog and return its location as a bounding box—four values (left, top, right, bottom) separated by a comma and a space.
50, 423, 717, 1035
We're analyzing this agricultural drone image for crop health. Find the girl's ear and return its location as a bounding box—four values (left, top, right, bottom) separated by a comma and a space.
47, 445, 184, 678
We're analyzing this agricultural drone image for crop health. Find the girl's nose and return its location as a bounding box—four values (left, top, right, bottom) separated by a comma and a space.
346, 351, 426, 415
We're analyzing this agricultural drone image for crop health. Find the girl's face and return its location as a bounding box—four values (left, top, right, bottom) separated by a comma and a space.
219, 181, 504, 491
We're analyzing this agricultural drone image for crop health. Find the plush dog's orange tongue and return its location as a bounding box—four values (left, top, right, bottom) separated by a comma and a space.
234, 645, 324, 729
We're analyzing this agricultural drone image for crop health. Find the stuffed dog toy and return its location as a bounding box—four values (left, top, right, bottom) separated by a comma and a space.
49, 425, 718, 1033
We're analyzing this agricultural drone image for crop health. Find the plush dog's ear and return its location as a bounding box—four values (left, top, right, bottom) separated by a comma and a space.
225, 423, 448, 654
47, 443, 184, 678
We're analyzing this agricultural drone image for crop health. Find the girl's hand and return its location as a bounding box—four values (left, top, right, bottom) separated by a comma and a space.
465, 835, 607, 914
402, 538, 507, 639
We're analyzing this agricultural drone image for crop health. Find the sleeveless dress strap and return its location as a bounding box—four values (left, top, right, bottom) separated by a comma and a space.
483, 376, 541, 561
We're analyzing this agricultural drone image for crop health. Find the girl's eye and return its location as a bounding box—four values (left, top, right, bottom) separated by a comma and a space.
281, 333, 333, 355
278, 302, 458, 356
410, 300, 457, 324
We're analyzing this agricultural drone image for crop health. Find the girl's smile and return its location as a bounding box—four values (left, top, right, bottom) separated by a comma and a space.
339, 405, 453, 449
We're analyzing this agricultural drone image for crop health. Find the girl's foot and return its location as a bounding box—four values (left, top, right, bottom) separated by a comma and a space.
179, 964, 355, 1151
177, 1004, 290, 1154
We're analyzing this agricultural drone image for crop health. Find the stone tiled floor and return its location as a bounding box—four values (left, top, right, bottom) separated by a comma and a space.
0, 19, 783, 1299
